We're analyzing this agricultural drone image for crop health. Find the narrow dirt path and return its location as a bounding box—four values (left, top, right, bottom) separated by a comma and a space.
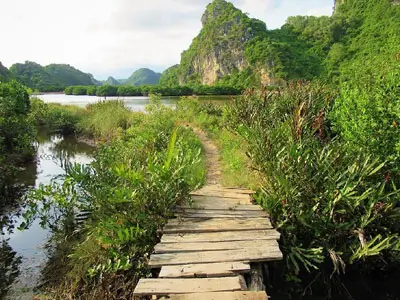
192, 127, 222, 185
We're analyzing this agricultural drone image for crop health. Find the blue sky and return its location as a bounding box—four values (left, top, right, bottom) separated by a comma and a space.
1, 0, 334, 79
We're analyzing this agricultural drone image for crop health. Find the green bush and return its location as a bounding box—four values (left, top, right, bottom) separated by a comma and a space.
78, 100, 132, 140
0, 81, 35, 202
29, 98, 84, 134
331, 69, 400, 169
227, 82, 400, 286
96, 85, 118, 97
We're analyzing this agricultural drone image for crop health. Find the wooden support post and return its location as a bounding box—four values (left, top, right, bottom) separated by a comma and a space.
249, 264, 265, 291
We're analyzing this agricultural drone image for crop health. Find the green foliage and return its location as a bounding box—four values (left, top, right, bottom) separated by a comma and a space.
78, 100, 133, 140
159, 65, 180, 86
96, 85, 118, 97
331, 68, 400, 167
327, 0, 400, 82
0, 80, 33, 155
0, 81, 35, 204
21, 102, 206, 298
226, 82, 400, 289
9, 61, 97, 92
125, 68, 161, 86
168, 0, 400, 88
0, 62, 12, 82
29, 97, 84, 134
64, 84, 242, 97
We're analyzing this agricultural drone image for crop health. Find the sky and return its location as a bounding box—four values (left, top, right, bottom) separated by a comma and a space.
0, 0, 334, 79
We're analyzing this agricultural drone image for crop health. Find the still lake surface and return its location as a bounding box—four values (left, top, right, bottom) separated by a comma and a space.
37, 93, 232, 110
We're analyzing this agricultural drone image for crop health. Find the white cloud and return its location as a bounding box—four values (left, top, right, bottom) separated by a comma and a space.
0, 0, 334, 79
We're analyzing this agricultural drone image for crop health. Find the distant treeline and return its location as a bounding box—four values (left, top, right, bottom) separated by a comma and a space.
64, 84, 243, 97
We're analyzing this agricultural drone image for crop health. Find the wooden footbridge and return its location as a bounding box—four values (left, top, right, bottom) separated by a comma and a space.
133, 129, 282, 299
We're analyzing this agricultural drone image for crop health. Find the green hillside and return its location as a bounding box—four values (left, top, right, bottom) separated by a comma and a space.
159, 65, 180, 86
9, 61, 98, 92
125, 68, 161, 86
103, 76, 120, 85
169, 0, 400, 88
0, 62, 12, 82
168, 0, 323, 87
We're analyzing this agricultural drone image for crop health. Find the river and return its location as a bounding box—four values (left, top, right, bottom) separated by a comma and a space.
0, 129, 94, 299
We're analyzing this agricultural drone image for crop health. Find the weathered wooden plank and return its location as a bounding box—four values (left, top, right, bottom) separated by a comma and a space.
164, 218, 272, 234
182, 199, 261, 211
191, 195, 253, 205
190, 191, 253, 200
176, 213, 267, 219
160, 291, 267, 300
154, 240, 279, 254
175, 209, 268, 218
195, 185, 255, 194
149, 248, 283, 268
159, 262, 251, 278
161, 230, 280, 243
133, 277, 243, 296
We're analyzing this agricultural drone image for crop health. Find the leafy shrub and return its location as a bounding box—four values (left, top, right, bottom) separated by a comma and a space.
0, 81, 35, 202
331, 69, 400, 170
227, 82, 400, 286
30, 97, 84, 134
78, 100, 132, 140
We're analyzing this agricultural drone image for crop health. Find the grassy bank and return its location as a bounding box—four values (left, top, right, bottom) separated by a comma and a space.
22, 97, 206, 299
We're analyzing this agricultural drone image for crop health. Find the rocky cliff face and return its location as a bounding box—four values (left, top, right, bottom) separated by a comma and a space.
178, 0, 266, 85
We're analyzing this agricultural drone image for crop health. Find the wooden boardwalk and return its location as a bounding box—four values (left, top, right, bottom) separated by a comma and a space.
133, 129, 282, 299
133, 185, 282, 299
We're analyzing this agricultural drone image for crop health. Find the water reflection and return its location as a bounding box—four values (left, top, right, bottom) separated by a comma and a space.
0, 129, 93, 299
0, 240, 22, 299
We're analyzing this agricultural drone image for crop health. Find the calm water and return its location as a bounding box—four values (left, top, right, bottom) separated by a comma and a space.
36, 93, 232, 110
0, 130, 94, 299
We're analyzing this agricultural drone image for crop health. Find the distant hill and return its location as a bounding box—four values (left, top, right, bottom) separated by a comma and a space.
104, 76, 120, 85
159, 65, 180, 86
9, 61, 98, 92
125, 68, 161, 86
0, 62, 12, 82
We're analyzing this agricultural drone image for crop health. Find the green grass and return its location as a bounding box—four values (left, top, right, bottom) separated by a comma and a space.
78, 100, 133, 140
176, 96, 258, 188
